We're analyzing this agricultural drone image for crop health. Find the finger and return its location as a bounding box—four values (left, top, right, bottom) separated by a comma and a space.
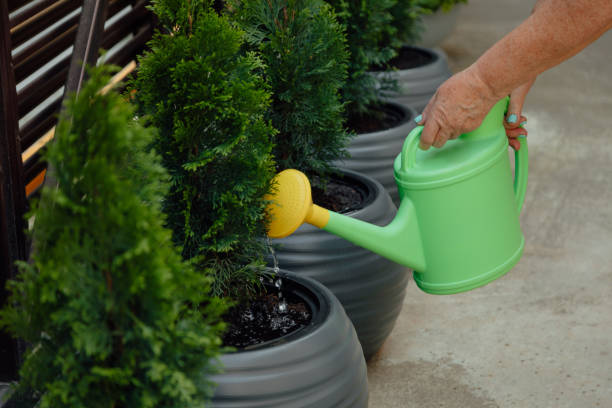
420, 119, 440, 151
506, 127, 528, 138
433, 128, 452, 149
509, 138, 521, 151
449, 131, 460, 140
506, 77, 536, 127
433, 135, 445, 149
414, 113, 424, 125
505, 114, 528, 130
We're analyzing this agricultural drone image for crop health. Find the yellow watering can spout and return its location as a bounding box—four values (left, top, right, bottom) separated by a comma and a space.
265, 169, 427, 271
266, 169, 330, 238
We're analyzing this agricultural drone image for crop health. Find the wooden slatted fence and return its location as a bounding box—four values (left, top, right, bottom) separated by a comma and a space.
0, 0, 154, 382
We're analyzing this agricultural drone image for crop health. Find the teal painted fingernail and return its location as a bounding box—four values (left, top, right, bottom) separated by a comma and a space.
414, 114, 422, 123
507, 114, 517, 124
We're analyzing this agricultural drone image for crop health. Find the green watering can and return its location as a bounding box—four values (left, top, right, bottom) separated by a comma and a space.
266, 98, 528, 294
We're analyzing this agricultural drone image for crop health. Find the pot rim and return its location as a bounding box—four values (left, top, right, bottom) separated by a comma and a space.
351, 101, 415, 138
224, 270, 331, 353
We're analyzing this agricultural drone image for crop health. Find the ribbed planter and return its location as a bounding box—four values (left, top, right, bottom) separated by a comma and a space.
211, 270, 368, 407
337, 102, 416, 204
415, 5, 462, 48
372, 45, 451, 113
271, 169, 409, 360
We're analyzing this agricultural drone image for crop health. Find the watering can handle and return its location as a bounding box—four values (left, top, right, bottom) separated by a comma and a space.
400, 126, 529, 213
400, 126, 423, 171
513, 135, 528, 213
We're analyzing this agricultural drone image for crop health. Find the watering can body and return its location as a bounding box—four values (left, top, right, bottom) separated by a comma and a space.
393, 102, 527, 293
266, 98, 528, 295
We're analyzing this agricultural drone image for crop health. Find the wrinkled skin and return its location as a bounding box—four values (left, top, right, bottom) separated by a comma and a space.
416, 0, 612, 151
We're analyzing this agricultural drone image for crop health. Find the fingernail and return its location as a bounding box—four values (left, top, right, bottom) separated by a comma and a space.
507, 114, 517, 124
520, 121, 527, 127
414, 114, 422, 123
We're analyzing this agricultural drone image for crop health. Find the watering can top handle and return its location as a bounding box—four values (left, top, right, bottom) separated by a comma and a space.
400, 125, 424, 171
400, 126, 529, 213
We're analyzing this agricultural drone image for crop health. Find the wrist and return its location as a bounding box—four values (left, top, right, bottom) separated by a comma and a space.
466, 63, 506, 104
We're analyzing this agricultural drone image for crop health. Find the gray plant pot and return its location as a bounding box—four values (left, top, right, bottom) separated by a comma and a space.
211, 270, 368, 408
415, 5, 462, 48
373, 45, 451, 113
337, 102, 416, 204
271, 169, 409, 360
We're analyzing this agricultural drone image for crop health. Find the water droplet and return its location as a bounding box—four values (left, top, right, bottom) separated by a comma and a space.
278, 300, 287, 313
274, 279, 282, 289
266, 236, 280, 274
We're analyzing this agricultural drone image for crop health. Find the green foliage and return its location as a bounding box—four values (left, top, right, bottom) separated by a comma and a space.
325, 0, 396, 115
230, 0, 350, 178
385, 0, 422, 50
416, 0, 467, 13
0, 66, 226, 408
133, 0, 276, 300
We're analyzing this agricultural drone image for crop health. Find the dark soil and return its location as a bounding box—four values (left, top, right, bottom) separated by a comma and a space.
391, 46, 435, 70
312, 176, 365, 213
347, 105, 405, 134
222, 280, 312, 349
370, 46, 435, 72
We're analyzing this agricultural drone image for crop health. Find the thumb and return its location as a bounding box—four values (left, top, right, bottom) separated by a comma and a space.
505, 77, 536, 128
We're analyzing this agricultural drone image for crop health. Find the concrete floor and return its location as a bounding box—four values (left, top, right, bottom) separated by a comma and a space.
367, 1, 612, 407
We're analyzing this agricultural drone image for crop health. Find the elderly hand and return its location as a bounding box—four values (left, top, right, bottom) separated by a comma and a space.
504, 79, 535, 150
415, 68, 535, 151
415, 67, 500, 151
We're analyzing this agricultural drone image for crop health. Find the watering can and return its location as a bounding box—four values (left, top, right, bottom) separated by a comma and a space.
266, 97, 528, 294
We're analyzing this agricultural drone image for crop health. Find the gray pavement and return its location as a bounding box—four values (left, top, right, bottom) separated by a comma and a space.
367, 1, 612, 407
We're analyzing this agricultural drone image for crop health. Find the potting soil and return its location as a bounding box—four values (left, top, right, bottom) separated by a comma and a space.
347, 106, 404, 134
390, 46, 435, 70
222, 286, 311, 349
312, 178, 365, 213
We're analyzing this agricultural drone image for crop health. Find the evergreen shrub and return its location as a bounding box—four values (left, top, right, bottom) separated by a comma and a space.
0, 67, 226, 408
325, 0, 396, 115
230, 0, 350, 178
385, 0, 421, 50
133, 0, 276, 300
417, 0, 467, 13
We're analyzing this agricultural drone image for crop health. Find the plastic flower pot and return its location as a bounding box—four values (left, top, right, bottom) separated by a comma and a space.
371, 45, 452, 113
338, 102, 417, 204
210, 270, 368, 407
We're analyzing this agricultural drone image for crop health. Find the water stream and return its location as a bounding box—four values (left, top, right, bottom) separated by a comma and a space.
266, 237, 287, 313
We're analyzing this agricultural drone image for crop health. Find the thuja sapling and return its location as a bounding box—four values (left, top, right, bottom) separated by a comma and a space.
385, 0, 422, 50
324, 0, 396, 116
133, 0, 276, 301
416, 0, 467, 13
0, 66, 226, 408
230, 0, 350, 179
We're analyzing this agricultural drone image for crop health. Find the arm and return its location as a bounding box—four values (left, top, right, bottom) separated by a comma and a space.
418, 0, 612, 150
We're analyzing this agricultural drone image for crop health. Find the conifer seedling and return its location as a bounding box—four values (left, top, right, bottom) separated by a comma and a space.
325, 0, 396, 115
230, 0, 350, 179
134, 0, 276, 301
0, 66, 226, 408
